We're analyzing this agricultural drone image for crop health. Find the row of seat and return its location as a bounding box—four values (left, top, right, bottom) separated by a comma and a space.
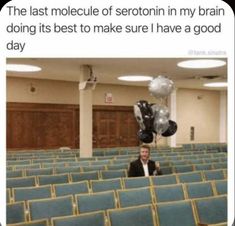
7, 176, 227, 204
182, 142, 227, 150
6, 146, 224, 159
7, 172, 227, 204
7, 168, 227, 189
7, 142, 226, 156
7, 193, 227, 226
6, 154, 227, 169
7, 161, 227, 182
7, 150, 226, 162
7, 156, 227, 172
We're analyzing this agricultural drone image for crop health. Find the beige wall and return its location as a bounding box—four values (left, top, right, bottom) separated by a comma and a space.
7, 77, 158, 105
7, 77, 223, 146
7, 77, 79, 104
176, 88, 220, 144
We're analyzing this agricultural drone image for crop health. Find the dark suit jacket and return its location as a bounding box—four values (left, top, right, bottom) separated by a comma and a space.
128, 158, 162, 177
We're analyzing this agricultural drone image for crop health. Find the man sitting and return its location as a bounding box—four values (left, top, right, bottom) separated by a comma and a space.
128, 144, 162, 177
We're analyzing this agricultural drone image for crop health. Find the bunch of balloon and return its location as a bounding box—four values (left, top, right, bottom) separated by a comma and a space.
134, 76, 178, 144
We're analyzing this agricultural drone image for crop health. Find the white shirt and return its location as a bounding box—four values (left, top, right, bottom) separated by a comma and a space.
141, 160, 149, 177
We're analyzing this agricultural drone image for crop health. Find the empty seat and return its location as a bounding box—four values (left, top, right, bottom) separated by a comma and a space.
26, 168, 53, 177
214, 180, 227, 195
70, 171, 99, 182
117, 187, 152, 208
7, 170, 24, 178
28, 195, 74, 221
7, 201, 26, 224
52, 211, 106, 226
167, 156, 182, 161
185, 182, 214, 199
15, 164, 41, 170
107, 164, 128, 170
153, 184, 185, 203
108, 204, 155, 226
219, 157, 227, 162
178, 172, 203, 183
160, 166, 174, 175
203, 170, 225, 181
93, 150, 104, 156
71, 161, 90, 167
76, 191, 116, 214
151, 175, 177, 186
7, 166, 14, 171
78, 158, 95, 162
54, 166, 81, 174
54, 181, 89, 197
158, 161, 171, 167
105, 149, 119, 156
174, 165, 194, 173
7, 219, 49, 226
38, 174, 69, 185
100, 170, 127, 179
195, 164, 213, 171
97, 156, 115, 160
91, 178, 122, 192
204, 158, 220, 163
195, 144, 206, 150
90, 160, 111, 165
171, 160, 187, 166
114, 157, 132, 161
198, 154, 212, 159
123, 177, 151, 189
8, 160, 31, 166
32, 159, 54, 164
42, 163, 66, 168
55, 158, 76, 163
165, 152, 178, 156
212, 162, 227, 169
194, 195, 227, 225
7, 177, 36, 188
212, 153, 226, 158
82, 165, 106, 172
182, 155, 196, 160
187, 159, 204, 164
155, 200, 197, 226
182, 144, 193, 149
13, 185, 52, 202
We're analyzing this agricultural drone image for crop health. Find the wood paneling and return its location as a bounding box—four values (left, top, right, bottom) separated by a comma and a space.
7, 103, 78, 150
7, 103, 139, 150
93, 106, 139, 148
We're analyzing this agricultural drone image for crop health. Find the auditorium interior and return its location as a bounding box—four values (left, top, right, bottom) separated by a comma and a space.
6, 58, 228, 226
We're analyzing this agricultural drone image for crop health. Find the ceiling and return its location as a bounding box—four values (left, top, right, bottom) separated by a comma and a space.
6, 58, 227, 90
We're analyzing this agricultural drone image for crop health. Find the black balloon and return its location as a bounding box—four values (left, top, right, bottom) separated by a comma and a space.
138, 130, 153, 143
161, 120, 177, 137
134, 100, 154, 131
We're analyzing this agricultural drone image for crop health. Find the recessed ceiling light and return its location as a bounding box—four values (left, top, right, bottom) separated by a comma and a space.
6, 64, 41, 72
118, 75, 153, 82
177, 59, 226, 69
204, 82, 227, 87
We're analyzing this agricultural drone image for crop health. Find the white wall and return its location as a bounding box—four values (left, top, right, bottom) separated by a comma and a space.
176, 88, 221, 144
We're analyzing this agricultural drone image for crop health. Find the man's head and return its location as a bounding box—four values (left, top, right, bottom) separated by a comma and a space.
139, 144, 151, 163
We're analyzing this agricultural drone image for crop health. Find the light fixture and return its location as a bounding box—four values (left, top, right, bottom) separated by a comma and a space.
177, 59, 226, 69
204, 82, 227, 87
6, 64, 41, 72
118, 75, 153, 82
